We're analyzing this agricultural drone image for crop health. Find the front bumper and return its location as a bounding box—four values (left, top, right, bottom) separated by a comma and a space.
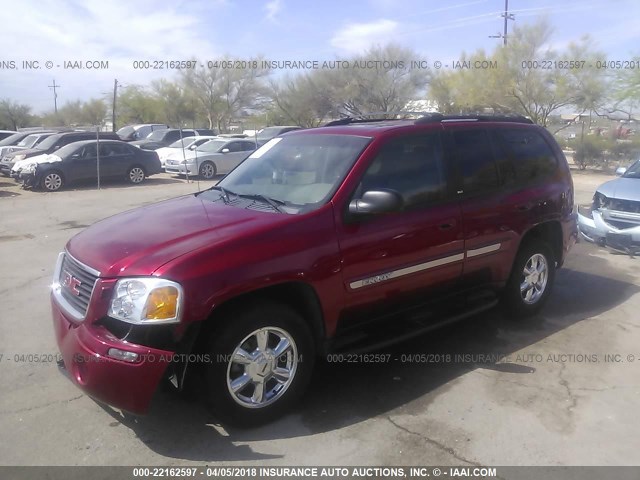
577, 205, 640, 252
51, 297, 173, 414
165, 162, 197, 175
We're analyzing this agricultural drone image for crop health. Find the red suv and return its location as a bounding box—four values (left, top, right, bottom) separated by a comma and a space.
51, 115, 577, 425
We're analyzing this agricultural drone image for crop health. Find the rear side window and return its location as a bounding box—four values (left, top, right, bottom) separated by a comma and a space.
452, 129, 498, 195
356, 133, 447, 208
497, 129, 557, 183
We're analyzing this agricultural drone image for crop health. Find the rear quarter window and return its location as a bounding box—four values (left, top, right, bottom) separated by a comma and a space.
496, 128, 557, 183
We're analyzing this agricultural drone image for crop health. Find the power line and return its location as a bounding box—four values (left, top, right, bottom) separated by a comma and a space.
489, 0, 515, 45
48, 79, 60, 114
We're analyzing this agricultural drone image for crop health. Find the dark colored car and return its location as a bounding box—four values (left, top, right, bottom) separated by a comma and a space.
51, 114, 577, 425
19, 140, 161, 191
130, 129, 215, 150
1, 131, 119, 175
255, 125, 302, 146
0, 130, 17, 141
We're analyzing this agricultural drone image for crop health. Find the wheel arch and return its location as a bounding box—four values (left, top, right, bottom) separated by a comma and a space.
519, 220, 563, 266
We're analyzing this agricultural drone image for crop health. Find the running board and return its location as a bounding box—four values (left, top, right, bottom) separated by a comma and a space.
330, 297, 498, 354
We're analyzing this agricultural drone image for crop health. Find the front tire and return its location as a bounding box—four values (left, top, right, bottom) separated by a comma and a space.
40, 171, 64, 191
503, 241, 555, 318
199, 161, 216, 179
127, 165, 146, 184
205, 302, 315, 427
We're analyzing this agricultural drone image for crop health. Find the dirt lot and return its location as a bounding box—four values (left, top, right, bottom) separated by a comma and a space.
0, 171, 639, 466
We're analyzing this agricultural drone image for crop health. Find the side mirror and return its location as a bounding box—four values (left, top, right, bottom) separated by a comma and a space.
348, 190, 403, 216
221, 148, 230, 153
615, 166, 627, 176
71, 153, 81, 160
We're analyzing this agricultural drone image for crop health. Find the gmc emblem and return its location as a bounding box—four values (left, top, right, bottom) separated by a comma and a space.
62, 270, 82, 296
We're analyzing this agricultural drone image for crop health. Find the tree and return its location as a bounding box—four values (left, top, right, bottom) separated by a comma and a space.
0, 99, 32, 130
116, 86, 163, 125
151, 79, 197, 127
268, 74, 337, 127
80, 99, 108, 126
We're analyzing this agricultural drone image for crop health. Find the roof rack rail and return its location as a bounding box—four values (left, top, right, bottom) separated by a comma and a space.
414, 114, 533, 124
323, 111, 438, 127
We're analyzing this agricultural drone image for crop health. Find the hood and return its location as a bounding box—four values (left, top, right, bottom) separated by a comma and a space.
12, 153, 57, 171
67, 193, 293, 277
597, 177, 640, 202
5, 147, 44, 160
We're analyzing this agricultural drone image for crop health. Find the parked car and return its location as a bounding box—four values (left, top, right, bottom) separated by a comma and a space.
0, 131, 57, 161
255, 125, 302, 146
1, 131, 119, 176
0, 130, 17, 141
17, 140, 161, 191
164, 137, 256, 178
50, 114, 577, 426
131, 129, 215, 150
0, 132, 47, 167
578, 158, 640, 253
116, 124, 169, 142
155, 136, 218, 167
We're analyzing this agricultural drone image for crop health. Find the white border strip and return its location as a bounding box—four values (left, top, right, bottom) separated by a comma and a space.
349, 253, 464, 290
466, 243, 501, 258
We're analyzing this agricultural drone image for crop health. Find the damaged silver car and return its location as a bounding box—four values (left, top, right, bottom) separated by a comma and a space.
578, 160, 640, 254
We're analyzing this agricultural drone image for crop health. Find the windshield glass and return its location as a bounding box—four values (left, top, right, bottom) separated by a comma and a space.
197, 139, 227, 152
17, 135, 39, 148
257, 127, 285, 140
0, 133, 28, 146
35, 134, 63, 150
146, 129, 170, 141
623, 160, 640, 178
168, 136, 197, 148
116, 126, 134, 138
211, 134, 371, 212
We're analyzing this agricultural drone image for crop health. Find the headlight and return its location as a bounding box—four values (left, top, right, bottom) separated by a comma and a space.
592, 192, 608, 209
21, 163, 37, 173
109, 277, 183, 324
14, 154, 26, 161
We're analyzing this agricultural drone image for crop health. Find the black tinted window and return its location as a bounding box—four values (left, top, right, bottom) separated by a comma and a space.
356, 134, 447, 208
452, 129, 498, 194
497, 129, 557, 183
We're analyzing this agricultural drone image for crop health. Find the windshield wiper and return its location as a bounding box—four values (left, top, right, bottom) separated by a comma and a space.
208, 185, 235, 203
237, 193, 286, 213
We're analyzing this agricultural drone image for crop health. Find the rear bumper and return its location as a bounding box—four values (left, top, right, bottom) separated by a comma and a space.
51, 296, 173, 414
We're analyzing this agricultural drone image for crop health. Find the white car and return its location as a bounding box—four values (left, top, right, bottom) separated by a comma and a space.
156, 136, 218, 168
164, 138, 256, 179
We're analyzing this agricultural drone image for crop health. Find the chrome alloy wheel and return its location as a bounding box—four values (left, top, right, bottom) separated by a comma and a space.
226, 327, 298, 408
129, 167, 145, 183
200, 162, 215, 179
520, 253, 548, 304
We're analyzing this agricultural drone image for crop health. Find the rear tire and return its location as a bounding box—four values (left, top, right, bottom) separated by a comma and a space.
502, 240, 555, 319
40, 171, 64, 191
127, 165, 146, 184
204, 302, 315, 427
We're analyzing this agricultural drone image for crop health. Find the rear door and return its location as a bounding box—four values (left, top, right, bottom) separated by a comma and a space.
335, 132, 464, 320
98, 142, 132, 177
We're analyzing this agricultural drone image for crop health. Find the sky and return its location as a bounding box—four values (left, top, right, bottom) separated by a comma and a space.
0, 0, 639, 113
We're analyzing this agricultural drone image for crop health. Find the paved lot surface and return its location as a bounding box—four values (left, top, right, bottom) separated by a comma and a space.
0, 171, 639, 466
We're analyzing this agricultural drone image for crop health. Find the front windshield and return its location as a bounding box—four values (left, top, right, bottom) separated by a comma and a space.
116, 126, 134, 138
17, 135, 39, 148
35, 134, 63, 150
256, 127, 284, 140
146, 129, 169, 141
0, 133, 27, 146
623, 160, 640, 178
168, 136, 197, 148
197, 139, 227, 152
214, 134, 371, 211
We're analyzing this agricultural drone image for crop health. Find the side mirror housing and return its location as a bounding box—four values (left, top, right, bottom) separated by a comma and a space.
348, 190, 403, 216
221, 148, 230, 153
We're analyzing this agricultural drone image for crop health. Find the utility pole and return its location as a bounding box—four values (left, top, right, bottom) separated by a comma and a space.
489, 0, 515, 45
48, 79, 60, 114
112, 79, 118, 132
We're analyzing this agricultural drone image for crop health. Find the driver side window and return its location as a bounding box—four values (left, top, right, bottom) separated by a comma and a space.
354, 133, 448, 209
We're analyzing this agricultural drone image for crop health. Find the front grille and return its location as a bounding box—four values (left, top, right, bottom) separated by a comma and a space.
609, 199, 640, 214
59, 253, 99, 318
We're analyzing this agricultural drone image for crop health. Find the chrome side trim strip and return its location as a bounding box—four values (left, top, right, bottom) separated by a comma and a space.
349, 252, 464, 290
466, 243, 501, 258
